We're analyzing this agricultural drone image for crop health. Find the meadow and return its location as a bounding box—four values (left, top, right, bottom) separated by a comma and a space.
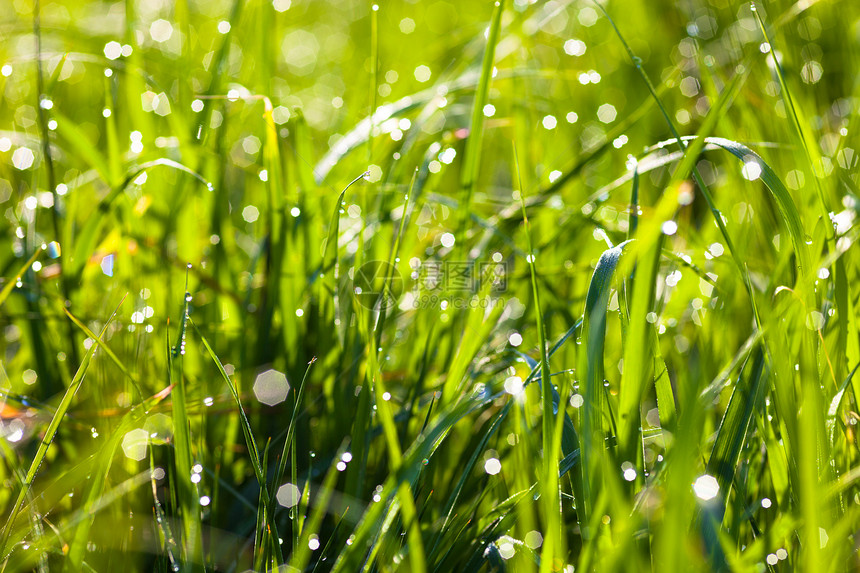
1, 0, 859, 570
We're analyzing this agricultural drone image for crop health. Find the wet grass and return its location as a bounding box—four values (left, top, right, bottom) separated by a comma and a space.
1, 0, 860, 571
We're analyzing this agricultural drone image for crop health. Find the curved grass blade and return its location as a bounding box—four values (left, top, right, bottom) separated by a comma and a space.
616, 132, 808, 463
605, 133, 810, 280
69, 158, 213, 279
703, 137, 811, 276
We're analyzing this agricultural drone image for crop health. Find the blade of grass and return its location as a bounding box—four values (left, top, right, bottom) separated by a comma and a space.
272, 358, 315, 554
191, 320, 284, 567
167, 276, 206, 571
751, 3, 833, 229
515, 146, 565, 570
702, 348, 766, 545
355, 298, 427, 572
288, 442, 349, 572
330, 396, 479, 573
703, 137, 811, 276
68, 158, 212, 280
456, 0, 505, 238
64, 390, 172, 571
0, 295, 126, 560
62, 306, 143, 400
0, 248, 42, 308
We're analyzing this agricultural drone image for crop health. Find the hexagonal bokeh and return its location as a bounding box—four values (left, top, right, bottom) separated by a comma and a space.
276, 483, 300, 508
253, 369, 290, 406
143, 413, 174, 444
121, 428, 149, 461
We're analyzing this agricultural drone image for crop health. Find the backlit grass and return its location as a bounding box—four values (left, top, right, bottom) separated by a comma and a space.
1, 0, 860, 571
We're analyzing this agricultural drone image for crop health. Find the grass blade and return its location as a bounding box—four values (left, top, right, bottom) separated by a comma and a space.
0, 248, 42, 308
0, 296, 126, 559
456, 0, 505, 235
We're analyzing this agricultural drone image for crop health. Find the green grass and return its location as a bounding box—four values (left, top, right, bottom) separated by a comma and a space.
1, 0, 860, 571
